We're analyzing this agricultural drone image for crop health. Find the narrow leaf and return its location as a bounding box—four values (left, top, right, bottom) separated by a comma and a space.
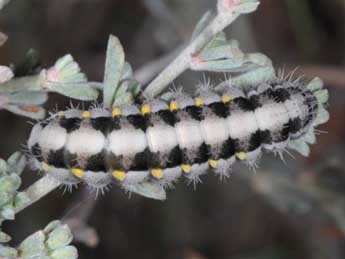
103, 35, 125, 108
191, 11, 213, 40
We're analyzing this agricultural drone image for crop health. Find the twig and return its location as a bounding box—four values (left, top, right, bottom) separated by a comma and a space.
14, 174, 61, 214
134, 45, 184, 85
144, 0, 259, 97
144, 12, 240, 97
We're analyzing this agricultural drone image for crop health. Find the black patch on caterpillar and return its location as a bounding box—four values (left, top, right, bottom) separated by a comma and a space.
249, 95, 261, 109
234, 97, 256, 111
280, 123, 290, 141
107, 154, 126, 171
195, 143, 209, 164
109, 117, 121, 131
167, 146, 182, 167
91, 117, 111, 133
233, 138, 249, 153
127, 114, 147, 131
264, 88, 276, 98
40, 120, 50, 128
248, 130, 262, 151
260, 130, 273, 144
59, 117, 81, 132
274, 88, 290, 102
289, 117, 302, 134
31, 143, 43, 162
304, 114, 314, 127
131, 149, 149, 171
65, 152, 78, 168
158, 109, 175, 126
220, 138, 235, 159
146, 149, 161, 169
209, 102, 229, 118
186, 106, 203, 121
180, 144, 208, 164
47, 148, 65, 168
86, 152, 106, 172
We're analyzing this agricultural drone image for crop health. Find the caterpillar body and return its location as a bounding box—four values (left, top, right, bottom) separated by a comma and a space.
27, 75, 329, 200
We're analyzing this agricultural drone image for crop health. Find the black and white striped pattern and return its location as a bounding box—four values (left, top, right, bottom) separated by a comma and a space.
27, 77, 327, 198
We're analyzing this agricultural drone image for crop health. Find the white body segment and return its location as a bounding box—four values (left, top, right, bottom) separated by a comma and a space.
66, 127, 105, 155
38, 124, 67, 151
146, 125, 178, 153
108, 128, 147, 156
200, 117, 229, 145
226, 111, 258, 139
255, 102, 290, 131
175, 120, 204, 149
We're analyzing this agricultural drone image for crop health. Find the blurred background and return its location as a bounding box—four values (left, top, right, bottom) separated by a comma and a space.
1, 0, 345, 258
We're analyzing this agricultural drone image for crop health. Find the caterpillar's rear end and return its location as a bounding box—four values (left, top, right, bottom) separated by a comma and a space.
27, 75, 329, 199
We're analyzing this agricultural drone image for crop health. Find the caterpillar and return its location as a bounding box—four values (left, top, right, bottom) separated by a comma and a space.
26, 74, 329, 200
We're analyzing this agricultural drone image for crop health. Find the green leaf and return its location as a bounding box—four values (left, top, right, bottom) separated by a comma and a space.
50, 245, 78, 259
7, 91, 48, 106
0, 245, 17, 258
0, 174, 21, 193
303, 129, 316, 144
4, 104, 45, 119
0, 75, 41, 93
231, 65, 276, 89
19, 231, 46, 258
314, 107, 330, 126
48, 82, 98, 101
191, 58, 245, 72
191, 11, 213, 40
127, 182, 166, 200
14, 192, 30, 209
288, 140, 310, 157
7, 152, 26, 175
235, 1, 260, 14
203, 32, 227, 49
0, 159, 7, 173
121, 62, 133, 81
44, 220, 62, 234
0, 192, 11, 207
46, 225, 73, 251
103, 35, 125, 108
198, 44, 243, 61
306, 77, 323, 91
217, 0, 259, 15
314, 89, 329, 104
0, 231, 11, 243
0, 206, 15, 220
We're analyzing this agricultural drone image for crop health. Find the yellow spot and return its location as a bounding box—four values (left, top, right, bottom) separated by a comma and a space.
71, 168, 85, 178
181, 164, 191, 173
112, 170, 126, 181
141, 104, 151, 115
195, 98, 204, 107
112, 108, 121, 117
42, 162, 50, 171
235, 152, 247, 160
222, 95, 232, 104
208, 159, 218, 168
169, 101, 179, 112
82, 111, 91, 119
58, 111, 65, 117
151, 168, 163, 179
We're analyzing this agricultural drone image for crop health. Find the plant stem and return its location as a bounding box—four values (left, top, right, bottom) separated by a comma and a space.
14, 175, 61, 214
144, 12, 240, 97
